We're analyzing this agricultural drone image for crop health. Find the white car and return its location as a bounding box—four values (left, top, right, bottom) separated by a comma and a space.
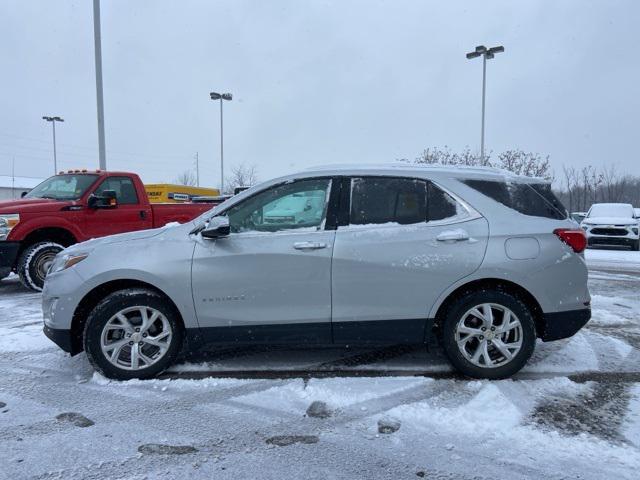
581, 203, 639, 250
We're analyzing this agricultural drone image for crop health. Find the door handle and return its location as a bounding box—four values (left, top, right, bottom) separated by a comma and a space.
139, 210, 147, 219
436, 229, 469, 242
293, 241, 327, 250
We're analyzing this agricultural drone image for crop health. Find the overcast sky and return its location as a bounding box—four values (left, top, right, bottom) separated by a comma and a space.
1, 0, 638, 186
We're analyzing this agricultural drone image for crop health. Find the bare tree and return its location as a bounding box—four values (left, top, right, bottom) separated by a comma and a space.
496, 150, 552, 180
414, 146, 551, 178
224, 163, 259, 194
600, 164, 628, 203
415, 146, 490, 166
561, 165, 577, 213
175, 170, 197, 186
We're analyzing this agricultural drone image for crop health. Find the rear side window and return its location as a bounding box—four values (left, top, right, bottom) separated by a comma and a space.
463, 179, 567, 220
350, 177, 427, 225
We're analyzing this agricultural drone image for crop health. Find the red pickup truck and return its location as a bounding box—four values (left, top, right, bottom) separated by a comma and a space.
0, 170, 215, 291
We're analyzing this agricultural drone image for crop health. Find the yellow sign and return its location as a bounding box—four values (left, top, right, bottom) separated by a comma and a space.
144, 184, 220, 203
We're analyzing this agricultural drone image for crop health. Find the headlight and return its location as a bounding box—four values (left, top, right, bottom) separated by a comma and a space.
49, 252, 89, 274
0, 214, 20, 241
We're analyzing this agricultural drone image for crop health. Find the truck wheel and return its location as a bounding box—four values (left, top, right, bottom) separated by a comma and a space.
441, 289, 536, 380
17, 242, 64, 291
632, 240, 640, 251
84, 289, 184, 380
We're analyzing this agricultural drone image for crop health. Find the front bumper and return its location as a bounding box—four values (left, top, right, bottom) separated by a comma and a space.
539, 307, 591, 341
0, 241, 20, 269
43, 324, 76, 354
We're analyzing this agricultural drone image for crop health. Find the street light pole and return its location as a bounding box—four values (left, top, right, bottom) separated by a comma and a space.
93, 0, 107, 170
220, 98, 224, 192
210, 92, 232, 193
466, 45, 504, 161
42, 116, 64, 174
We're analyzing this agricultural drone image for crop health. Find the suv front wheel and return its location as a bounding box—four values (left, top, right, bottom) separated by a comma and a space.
84, 289, 184, 380
441, 289, 536, 379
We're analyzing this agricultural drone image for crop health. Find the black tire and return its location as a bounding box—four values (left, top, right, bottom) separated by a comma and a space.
84, 288, 184, 380
441, 289, 536, 380
632, 240, 639, 251
17, 241, 64, 291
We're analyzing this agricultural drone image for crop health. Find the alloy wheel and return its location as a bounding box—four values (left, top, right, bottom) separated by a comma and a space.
454, 303, 523, 368
100, 306, 173, 371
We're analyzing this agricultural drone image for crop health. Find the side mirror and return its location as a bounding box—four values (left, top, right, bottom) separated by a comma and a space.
21, 191, 27, 198
88, 190, 118, 209
201, 216, 230, 239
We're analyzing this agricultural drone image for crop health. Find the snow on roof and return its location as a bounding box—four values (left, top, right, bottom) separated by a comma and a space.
303, 162, 544, 181
0, 176, 43, 189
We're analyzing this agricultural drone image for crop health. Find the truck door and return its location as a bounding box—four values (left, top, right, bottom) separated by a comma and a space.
83, 176, 153, 238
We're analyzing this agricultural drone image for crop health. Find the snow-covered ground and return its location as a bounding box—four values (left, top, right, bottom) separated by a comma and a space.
1, 250, 640, 479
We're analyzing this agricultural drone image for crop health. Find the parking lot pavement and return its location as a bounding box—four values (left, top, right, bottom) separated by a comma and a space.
1, 253, 640, 480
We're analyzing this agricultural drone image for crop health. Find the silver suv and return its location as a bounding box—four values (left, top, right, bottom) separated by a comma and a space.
42, 165, 591, 380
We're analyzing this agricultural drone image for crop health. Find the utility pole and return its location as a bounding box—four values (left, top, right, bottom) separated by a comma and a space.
194, 152, 200, 187
209, 92, 232, 192
465, 45, 504, 162
42, 116, 64, 174
93, 0, 107, 170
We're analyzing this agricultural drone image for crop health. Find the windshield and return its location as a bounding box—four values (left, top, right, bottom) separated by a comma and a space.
587, 203, 634, 218
25, 174, 99, 200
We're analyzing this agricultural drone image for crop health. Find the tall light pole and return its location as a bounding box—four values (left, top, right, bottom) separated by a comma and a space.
210, 92, 232, 192
466, 45, 504, 161
42, 116, 64, 174
93, 0, 107, 170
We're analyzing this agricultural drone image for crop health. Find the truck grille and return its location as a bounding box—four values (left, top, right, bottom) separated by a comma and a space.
591, 228, 628, 236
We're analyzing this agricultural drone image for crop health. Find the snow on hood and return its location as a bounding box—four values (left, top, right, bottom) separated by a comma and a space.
582, 216, 638, 226
64, 226, 170, 254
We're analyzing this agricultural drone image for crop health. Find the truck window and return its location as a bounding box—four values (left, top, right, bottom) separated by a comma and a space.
25, 174, 99, 200
94, 176, 139, 205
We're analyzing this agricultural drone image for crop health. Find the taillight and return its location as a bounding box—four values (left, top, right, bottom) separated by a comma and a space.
554, 228, 587, 253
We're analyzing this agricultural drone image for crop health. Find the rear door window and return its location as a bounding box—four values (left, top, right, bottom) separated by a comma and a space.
349, 177, 427, 225
463, 179, 567, 220
347, 177, 470, 226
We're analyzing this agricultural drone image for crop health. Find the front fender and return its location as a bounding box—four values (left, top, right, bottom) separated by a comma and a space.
8, 215, 82, 242
72, 267, 200, 330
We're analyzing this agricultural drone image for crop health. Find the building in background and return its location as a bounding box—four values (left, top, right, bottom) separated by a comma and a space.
0, 176, 43, 200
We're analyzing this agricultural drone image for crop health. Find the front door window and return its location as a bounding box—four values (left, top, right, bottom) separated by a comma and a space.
225, 178, 332, 233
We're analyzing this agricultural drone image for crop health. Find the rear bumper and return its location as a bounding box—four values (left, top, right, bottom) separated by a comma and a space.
0, 241, 20, 269
539, 308, 591, 342
43, 325, 76, 354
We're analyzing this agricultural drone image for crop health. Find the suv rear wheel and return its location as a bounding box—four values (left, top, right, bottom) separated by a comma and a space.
84, 289, 184, 380
441, 289, 536, 379
17, 241, 64, 291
